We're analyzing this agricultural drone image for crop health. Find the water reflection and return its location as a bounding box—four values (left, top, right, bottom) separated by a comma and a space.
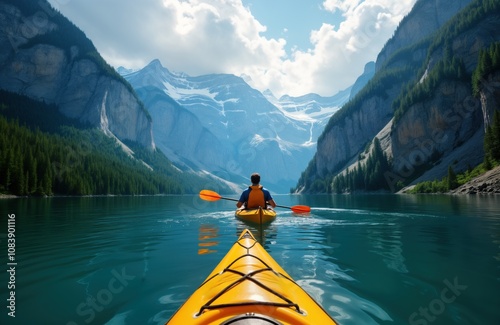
234, 221, 278, 249
198, 224, 219, 255
367, 223, 408, 273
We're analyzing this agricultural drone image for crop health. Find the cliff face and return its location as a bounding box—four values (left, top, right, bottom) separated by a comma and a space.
479, 71, 500, 128
312, 0, 474, 180
0, 1, 154, 149
389, 11, 500, 187
297, 0, 500, 193
135, 85, 231, 172
315, 94, 395, 177
391, 81, 484, 180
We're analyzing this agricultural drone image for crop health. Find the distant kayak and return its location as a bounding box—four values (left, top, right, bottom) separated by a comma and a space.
166, 229, 338, 325
235, 206, 277, 224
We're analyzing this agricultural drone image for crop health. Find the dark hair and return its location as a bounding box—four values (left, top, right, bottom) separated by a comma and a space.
250, 173, 260, 184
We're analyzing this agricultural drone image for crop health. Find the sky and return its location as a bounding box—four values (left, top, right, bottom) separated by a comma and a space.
47, 0, 417, 98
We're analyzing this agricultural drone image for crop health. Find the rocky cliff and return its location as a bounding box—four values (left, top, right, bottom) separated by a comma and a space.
135, 84, 231, 172
296, 0, 500, 193
389, 3, 500, 189
309, 0, 474, 183
0, 1, 154, 149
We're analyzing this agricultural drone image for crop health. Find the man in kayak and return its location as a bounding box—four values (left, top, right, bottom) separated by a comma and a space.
236, 173, 277, 209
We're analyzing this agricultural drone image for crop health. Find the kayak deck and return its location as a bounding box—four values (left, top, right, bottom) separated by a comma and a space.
166, 229, 338, 325
235, 207, 277, 224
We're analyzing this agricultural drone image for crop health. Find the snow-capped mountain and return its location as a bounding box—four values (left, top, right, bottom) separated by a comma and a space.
120, 59, 350, 192
264, 90, 351, 144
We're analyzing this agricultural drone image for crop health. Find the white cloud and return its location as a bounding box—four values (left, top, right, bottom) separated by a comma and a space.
241, 0, 417, 96
49, 0, 417, 97
323, 0, 362, 13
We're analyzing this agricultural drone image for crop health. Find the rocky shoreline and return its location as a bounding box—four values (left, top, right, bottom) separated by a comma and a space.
450, 165, 500, 195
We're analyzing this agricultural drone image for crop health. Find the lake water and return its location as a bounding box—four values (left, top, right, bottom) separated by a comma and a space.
0, 194, 499, 325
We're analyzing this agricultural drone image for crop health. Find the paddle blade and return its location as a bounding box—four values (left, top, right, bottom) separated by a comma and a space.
199, 190, 222, 201
290, 205, 311, 213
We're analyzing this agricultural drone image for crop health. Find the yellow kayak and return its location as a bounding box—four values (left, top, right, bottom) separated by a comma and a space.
235, 207, 277, 224
166, 229, 338, 325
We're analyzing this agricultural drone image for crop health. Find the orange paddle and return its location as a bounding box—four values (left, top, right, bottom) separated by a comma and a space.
199, 189, 311, 213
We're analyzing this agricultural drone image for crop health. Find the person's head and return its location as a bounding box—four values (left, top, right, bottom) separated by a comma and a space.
250, 173, 260, 185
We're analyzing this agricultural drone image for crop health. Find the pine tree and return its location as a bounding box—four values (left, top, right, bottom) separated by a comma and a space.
484, 124, 494, 164
27, 151, 38, 194
447, 166, 458, 190
492, 110, 500, 161
484, 110, 500, 167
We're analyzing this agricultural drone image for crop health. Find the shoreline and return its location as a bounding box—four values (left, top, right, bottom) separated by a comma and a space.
0, 194, 18, 199
3, 165, 500, 199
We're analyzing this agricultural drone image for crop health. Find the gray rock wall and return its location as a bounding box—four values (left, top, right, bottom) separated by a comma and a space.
0, 3, 154, 150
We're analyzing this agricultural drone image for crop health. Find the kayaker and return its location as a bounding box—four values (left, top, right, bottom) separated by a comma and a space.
237, 173, 276, 209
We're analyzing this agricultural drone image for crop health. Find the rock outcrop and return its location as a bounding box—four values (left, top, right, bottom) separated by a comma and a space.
0, 1, 154, 149
451, 165, 500, 194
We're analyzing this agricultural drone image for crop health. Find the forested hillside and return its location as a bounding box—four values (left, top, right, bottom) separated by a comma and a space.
0, 90, 224, 196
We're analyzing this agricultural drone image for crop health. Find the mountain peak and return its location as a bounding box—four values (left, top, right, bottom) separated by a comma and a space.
148, 59, 163, 68
145, 59, 169, 74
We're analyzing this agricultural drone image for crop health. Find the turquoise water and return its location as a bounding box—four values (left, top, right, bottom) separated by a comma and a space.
0, 194, 499, 324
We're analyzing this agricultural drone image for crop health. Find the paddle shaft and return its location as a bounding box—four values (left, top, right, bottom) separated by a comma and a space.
219, 197, 289, 210
199, 190, 310, 213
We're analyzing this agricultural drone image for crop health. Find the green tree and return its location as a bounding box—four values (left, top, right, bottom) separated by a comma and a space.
330, 137, 391, 193
484, 110, 500, 168
492, 110, 500, 161
473, 43, 500, 97
447, 166, 458, 190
